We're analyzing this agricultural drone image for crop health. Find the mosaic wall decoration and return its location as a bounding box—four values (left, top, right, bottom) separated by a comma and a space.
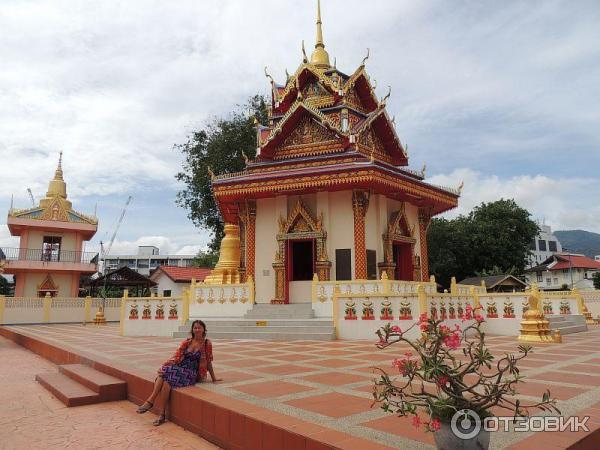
344, 301, 357, 320
168, 302, 178, 320
142, 302, 152, 320
560, 301, 571, 315
380, 301, 394, 320
503, 301, 515, 318
399, 301, 412, 320
155, 301, 164, 320
361, 301, 375, 320
543, 300, 553, 315
486, 302, 498, 318
129, 301, 138, 320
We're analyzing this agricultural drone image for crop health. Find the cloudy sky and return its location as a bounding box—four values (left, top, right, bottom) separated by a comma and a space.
1, 0, 599, 256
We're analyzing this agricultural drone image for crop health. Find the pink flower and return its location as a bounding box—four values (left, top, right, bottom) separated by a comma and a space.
419, 313, 428, 323
412, 415, 422, 429
443, 332, 461, 350
391, 325, 401, 333
404, 351, 413, 358
474, 314, 484, 323
429, 418, 441, 432
436, 375, 449, 387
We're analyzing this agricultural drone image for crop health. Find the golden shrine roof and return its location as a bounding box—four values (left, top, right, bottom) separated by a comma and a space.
8, 153, 98, 226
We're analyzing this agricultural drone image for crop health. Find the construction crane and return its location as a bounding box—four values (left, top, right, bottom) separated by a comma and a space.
26, 188, 35, 206
102, 195, 133, 261
94, 195, 133, 324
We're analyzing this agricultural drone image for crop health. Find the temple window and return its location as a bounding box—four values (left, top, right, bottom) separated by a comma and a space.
335, 249, 352, 281
367, 250, 377, 280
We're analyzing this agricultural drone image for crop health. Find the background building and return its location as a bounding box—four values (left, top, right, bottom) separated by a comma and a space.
527, 224, 562, 268
524, 253, 600, 290
102, 246, 196, 276
149, 266, 210, 297
1, 155, 98, 297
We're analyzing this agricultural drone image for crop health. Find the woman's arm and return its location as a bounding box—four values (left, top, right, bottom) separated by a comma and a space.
206, 340, 222, 382
207, 361, 222, 382
162, 339, 189, 367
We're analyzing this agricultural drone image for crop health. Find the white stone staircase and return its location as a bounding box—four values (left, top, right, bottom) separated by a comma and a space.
546, 314, 588, 335
174, 303, 335, 341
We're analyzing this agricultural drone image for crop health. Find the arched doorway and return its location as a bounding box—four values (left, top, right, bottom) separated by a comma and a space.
379, 204, 420, 281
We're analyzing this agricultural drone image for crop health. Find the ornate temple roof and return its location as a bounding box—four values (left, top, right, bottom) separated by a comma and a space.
7, 153, 98, 234
211, 1, 461, 222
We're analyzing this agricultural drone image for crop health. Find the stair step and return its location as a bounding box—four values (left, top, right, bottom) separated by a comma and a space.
549, 324, 588, 335
36, 372, 99, 407
59, 364, 127, 402
181, 331, 335, 341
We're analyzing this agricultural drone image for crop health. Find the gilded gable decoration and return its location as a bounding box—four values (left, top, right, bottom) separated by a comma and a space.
37, 274, 58, 295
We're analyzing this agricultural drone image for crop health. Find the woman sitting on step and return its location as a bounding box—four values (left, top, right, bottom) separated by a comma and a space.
136, 319, 222, 425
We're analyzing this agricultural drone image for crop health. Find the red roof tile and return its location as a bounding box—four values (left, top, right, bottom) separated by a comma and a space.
551, 255, 600, 270
151, 266, 211, 283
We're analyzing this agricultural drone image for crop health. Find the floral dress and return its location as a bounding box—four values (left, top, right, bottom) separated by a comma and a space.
160, 338, 214, 387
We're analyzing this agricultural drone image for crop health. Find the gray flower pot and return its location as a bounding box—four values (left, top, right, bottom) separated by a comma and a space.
434, 422, 490, 450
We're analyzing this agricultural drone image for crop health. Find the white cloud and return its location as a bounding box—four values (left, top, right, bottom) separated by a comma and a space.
428, 169, 600, 233
0, 0, 599, 247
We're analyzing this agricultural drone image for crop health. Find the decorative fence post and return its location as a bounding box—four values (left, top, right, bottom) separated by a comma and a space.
0, 295, 5, 324
119, 289, 129, 336
470, 286, 480, 309
43, 292, 52, 323
312, 273, 319, 304
181, 288, 190, 325
450, 277, 457, 295
572, 288, 594, 324
417, 283, 427, 317
332, 285, 341, 339
84, 296, 92, 323
381, 271, 390, 295
248, 275, 255, 305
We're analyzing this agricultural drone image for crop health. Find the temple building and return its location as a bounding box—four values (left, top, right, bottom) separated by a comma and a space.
206, 1, 460, 303
1, 154, 98, 297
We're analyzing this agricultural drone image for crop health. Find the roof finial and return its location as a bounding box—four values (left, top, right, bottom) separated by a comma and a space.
55, 151, 64, 180
316, 0, 324, 48
310, 0, 330, 68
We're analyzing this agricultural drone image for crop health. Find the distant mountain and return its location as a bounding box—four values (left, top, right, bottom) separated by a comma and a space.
554, 230, 600, 258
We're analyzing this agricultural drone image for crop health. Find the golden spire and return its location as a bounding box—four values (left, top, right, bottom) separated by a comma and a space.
310, 0, 331, 68
46, 152, 67, 198
40, 151, 72, 210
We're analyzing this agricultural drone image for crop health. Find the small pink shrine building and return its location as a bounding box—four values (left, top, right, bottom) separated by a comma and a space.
1, 154, 98, 297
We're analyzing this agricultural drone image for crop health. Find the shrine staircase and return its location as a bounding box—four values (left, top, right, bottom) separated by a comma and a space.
546, 314, 588, 335
174, 303, 335, 341
36, 364, 127, 407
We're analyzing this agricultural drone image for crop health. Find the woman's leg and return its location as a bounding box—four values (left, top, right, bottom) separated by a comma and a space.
137, 374, 163, 412
153, 382, 171, 425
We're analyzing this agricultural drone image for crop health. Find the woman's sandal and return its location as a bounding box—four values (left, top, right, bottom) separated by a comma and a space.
136, 401, 153, 414
153, 413, 166, 426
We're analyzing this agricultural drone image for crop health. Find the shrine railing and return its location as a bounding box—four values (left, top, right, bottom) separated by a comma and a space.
0, 247, 98, 264
188, 278, 255, 318
0, 295, 120, 325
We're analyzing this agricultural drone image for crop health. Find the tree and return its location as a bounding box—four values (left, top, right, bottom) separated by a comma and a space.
428, 199, 539, 288
192, 250, 219, 269
593, 272, 600, 290
0, 275, 11, 295
175, 95, 269, 252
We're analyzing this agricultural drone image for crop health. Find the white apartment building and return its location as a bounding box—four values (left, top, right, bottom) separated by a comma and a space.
102, 246, 196, 276
527, 224, 562, 268
524, 253, 600, 290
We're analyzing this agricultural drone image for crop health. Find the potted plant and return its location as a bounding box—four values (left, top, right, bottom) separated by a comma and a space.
372, 305, 560, 450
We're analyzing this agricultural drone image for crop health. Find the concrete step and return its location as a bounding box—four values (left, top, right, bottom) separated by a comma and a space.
244, 304, 315, 319
35, 372, 99, 407
175, 331, 336, 341
59, 364, 127, 402
179, 319, 333, 330
550, 324, 588, 335
181, 325, 335, 334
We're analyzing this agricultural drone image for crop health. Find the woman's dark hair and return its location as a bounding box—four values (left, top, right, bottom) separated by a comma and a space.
190, 320, 207, 338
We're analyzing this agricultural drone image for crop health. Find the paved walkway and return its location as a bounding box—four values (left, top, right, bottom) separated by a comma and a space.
3, 323, 600, 449
0, 335, 220, 450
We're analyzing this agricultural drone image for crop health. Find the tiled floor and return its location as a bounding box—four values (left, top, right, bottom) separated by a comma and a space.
0, 336, 219, 450
3, 323, 600, 449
